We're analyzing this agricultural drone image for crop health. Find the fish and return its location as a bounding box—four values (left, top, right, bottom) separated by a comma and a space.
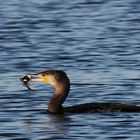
20, 74, 32, 90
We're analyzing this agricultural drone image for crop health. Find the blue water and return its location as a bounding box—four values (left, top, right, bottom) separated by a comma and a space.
0, 0, 140, 139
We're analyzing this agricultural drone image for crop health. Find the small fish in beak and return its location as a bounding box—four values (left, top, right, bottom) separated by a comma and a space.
20, 74, 32, 90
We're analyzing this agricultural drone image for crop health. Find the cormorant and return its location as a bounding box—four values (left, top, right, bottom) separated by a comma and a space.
21, 70, 140, 114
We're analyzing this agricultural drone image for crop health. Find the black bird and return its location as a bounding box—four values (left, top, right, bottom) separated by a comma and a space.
21, 70, 140, 114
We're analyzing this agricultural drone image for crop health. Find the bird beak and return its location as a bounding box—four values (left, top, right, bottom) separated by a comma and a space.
31, 74, 49, 83
21, 73, 50, 90
30, 74, 44, 82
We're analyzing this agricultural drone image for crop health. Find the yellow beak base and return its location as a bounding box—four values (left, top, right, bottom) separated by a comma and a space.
37, 74, 49, 83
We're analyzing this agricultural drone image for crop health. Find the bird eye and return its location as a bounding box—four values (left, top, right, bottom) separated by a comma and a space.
42, 74, 45, 77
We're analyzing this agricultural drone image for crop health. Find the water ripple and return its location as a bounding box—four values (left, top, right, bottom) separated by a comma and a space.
0, 0, 140, 139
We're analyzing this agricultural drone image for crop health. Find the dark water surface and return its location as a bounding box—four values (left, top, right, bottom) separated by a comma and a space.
0, 0, 140, 139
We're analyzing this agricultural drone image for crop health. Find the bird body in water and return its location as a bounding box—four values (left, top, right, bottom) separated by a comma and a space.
21, 70, 140, 114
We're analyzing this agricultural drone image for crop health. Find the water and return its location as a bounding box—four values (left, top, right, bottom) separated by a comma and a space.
0, 0, 140, 139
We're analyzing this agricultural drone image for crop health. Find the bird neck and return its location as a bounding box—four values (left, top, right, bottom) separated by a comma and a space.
48, 84, 70, 114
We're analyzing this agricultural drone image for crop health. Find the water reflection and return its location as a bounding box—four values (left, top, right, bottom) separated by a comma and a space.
22, 112, 71, 139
